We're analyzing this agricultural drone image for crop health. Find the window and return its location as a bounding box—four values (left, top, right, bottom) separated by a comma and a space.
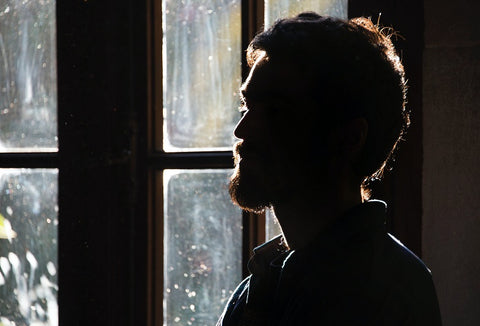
153, 1, 347, 325
0, 1, 58, 325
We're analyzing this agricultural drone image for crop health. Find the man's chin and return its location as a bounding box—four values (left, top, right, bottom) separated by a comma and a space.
229, 171, 271, 213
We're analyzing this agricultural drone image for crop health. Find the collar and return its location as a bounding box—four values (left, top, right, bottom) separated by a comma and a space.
247, 234, 290, 277
248, 200, 387, 275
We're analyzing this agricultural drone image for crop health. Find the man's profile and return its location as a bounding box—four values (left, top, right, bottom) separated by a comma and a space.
217, 12, 441, 325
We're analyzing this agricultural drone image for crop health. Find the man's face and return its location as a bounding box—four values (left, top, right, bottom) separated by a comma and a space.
229, 54, 329, 212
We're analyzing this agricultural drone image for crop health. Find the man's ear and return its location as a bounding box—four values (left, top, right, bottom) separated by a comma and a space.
329, 117, 368, 160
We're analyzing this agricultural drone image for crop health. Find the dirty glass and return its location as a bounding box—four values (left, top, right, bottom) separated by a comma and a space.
266, 208, 283, 241
0, 0, 57, 151
163, 170, 242, 325
0, 169, 58, 326
162, 0, 241, 151
265, 0, 348, 27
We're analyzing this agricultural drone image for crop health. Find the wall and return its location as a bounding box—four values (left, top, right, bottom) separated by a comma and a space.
422, 1, 480, 325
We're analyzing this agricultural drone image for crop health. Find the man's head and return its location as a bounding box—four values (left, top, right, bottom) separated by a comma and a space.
229, 12, 409, 212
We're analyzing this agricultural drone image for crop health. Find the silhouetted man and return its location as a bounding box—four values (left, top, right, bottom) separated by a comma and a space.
218, 13, 442, 326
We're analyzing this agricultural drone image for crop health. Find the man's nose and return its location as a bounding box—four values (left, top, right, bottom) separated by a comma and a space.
233, 111, 251, 140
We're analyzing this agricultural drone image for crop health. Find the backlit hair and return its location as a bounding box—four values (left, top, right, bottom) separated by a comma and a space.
247, 12, 409, 200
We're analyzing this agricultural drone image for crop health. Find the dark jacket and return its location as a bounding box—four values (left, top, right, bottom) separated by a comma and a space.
217, 200, 442, 325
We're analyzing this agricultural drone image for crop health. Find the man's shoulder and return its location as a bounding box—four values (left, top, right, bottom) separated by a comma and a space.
216, 276, 250, 326
378, 233, 433, 286
370, 232, 442, 324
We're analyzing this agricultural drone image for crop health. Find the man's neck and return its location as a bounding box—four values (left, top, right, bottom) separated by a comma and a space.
272, 190, 362, 250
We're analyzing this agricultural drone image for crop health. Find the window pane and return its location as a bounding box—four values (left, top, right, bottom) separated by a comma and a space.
0, 169, 58, 326
266, 208, 282, 241
0, 1, 57, 152
163, 170, 242, 325
265, 0, 348, 27
162, 0, 241, 152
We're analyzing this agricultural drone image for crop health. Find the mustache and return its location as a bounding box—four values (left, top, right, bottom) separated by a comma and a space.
233, 141, 263, 158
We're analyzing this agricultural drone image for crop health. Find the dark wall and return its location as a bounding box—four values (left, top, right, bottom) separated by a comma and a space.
349, 0, 424, 256
422, 1, 480, 325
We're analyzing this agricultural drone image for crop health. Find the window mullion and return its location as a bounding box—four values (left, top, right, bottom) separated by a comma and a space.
0, 153, 58, 168
148, 151, 233, 170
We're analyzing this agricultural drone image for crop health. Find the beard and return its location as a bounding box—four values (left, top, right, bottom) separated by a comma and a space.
229, 139, 330, 212
229, 141, 285, 213
229, 167, 271, 213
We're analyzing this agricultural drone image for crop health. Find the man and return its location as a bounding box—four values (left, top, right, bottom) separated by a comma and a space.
218, 12, 442, 326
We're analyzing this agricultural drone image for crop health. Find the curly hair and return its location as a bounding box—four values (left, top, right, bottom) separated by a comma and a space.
246, 12, 409, 200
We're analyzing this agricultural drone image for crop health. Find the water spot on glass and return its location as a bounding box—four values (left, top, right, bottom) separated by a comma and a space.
35, 303, 45, 317
189, 304, 195, 312
174, 284, 179, 289
8, 252, 19, 269
6, 206, 13, 215
46, 261, 56, 276
174, 317, 180, 322
26, 251, 38, 270
0, 257, 10, 276
47, 218, 51, 223
0, 272, 4, 285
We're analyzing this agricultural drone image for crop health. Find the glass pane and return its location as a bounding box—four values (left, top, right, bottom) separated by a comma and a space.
163, 169, 242, 325
265, 0, 348, 27
266, 208, 282, 241
0, 1, 57, 152
0, 169, 58, 326
162, 0, 241, 152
